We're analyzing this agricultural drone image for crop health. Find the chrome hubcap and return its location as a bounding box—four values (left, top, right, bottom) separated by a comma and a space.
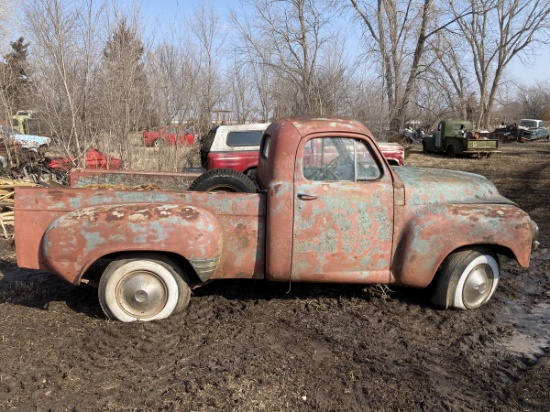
117, 271, 168, 318
463, 264, 493, 308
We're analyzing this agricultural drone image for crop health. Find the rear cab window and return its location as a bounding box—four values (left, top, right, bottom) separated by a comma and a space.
226, 130, 264, 147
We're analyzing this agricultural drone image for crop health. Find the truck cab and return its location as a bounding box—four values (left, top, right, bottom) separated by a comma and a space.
256, 118, 395, 282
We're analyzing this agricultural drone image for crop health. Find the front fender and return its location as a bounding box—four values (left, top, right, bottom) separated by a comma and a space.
392, 204, 534, 287
42, 204, 223, 284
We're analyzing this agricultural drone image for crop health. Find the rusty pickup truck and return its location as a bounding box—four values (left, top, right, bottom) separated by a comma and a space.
15, 117, 539, 322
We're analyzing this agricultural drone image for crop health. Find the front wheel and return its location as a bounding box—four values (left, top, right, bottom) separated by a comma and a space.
99, 254, 191, 322
432, 248, 499, 310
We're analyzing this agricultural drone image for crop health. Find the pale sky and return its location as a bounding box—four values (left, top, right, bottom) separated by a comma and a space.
2, 0, 548, 86
135, 0, 550, 86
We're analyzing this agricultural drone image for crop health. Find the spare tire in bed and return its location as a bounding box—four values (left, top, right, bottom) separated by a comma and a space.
188, 168, 257, 193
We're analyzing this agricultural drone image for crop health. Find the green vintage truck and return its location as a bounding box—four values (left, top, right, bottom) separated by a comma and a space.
422, 120, 499, 157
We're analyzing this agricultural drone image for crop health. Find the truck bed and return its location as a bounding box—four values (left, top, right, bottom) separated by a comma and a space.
15, 180, 266, 284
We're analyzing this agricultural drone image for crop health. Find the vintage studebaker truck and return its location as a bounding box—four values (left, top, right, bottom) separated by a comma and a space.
15, 117, 539, 322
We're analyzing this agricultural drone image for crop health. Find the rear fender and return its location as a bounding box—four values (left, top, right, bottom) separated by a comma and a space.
42, 204, 223, 284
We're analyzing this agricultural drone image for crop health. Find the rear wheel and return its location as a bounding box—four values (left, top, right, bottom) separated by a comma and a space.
189, 168, 256, 193
99, 254, 190, 322
446, 145, 456, 157
432, 248, 499, 310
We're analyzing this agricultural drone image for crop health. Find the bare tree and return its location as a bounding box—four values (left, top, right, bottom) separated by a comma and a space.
191, 3, 226, 133
0, 1, 15, 50
450, 0, 550, 128
98, 10, 149, 168
24, 0, 106, 164
348, 0, 482, 131
229, 12, 277, 122
228, 57, 258, 123
311, 40, 351, 117
424, 31, 474, 120
232, 0, 340, 117
145, 21, 200, 128
516, 81, 550, 120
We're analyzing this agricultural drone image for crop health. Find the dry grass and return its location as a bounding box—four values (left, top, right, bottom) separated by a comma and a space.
99, 131, 201, 172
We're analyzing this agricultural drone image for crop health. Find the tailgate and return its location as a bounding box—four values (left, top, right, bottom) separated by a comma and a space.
466, 139, 499, 151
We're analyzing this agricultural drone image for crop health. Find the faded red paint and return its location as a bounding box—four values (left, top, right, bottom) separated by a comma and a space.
15, 117, 537, 295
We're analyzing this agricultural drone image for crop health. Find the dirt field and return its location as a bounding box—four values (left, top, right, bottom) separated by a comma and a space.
0, 140, 549, 411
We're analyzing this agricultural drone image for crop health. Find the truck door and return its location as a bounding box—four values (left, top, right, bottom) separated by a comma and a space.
435, 122, 443, 149
291, 135, 394, 283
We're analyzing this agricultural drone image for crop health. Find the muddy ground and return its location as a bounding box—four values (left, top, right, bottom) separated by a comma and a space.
0, 141, 549, 411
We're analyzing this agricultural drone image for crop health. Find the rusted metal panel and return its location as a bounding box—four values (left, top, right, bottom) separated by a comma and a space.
392, 204, 534, 287
15, 187, 265, 283
394, 167, 514, 206
42, 204, 223, 283
291, 180, 394, 283
70, 169, 201, 191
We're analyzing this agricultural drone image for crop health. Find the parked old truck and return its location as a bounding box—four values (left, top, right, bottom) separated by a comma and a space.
423, 120, 499, 157
15, 117, 539, 322
200, 123, 405, 177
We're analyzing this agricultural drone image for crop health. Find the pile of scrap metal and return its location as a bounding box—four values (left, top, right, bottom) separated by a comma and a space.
402, 127, 425, 144
492, 119, 550, 143
0, 125, 64, 185
0, 125, 122, 186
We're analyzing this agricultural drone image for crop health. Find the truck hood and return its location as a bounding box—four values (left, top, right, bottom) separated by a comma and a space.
393, 167, 515, 206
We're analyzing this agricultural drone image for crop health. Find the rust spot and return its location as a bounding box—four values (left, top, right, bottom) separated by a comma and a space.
179, 207, 199, 220
48, 190, 65, 202
105, 209, 126, 222
236, 223, 249, 248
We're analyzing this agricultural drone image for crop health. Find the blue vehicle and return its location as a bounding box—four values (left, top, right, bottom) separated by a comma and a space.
517, 119, 550, 140
0, 125, 51, 152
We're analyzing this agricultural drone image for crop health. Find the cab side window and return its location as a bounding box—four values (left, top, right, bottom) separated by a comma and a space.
303, 137, 381, 182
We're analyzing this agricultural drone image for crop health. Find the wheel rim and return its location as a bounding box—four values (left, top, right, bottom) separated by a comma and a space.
207, 184, 241, 192
116, 270, 169, 318
462, 264, 493, 308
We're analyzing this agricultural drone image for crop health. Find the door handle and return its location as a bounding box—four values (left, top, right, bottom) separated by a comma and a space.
297, 193, 318, 200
